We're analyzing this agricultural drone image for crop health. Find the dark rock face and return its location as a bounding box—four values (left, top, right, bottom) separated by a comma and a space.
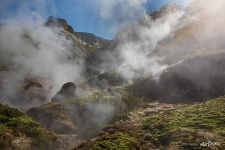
52, 82, 76, 102
46, 16, 75, 33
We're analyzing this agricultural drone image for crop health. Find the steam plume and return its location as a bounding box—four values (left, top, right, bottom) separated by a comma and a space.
0, 14, 83, 108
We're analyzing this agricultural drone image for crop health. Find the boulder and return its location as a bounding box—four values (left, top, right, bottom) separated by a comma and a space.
52, 82, 76, 102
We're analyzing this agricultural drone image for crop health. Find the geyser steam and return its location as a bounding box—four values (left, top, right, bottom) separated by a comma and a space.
0, 14, 83, 108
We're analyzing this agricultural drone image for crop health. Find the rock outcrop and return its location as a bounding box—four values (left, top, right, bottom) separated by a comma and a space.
52, 82, 76, 102
46, 16, 75, 33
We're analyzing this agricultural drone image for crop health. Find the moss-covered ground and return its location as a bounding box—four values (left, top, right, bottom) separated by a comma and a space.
142, 97, 225, 149
90, 132, 139, 150
0, 103, 56, 150
76, 96, 225, 150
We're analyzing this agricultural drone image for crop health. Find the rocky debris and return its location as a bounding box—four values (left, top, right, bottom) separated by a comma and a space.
52, 82, 76, 102
11, 137, 32, 150
143, 103, 179, 115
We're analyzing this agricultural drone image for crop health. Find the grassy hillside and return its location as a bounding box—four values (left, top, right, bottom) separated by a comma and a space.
76, 96, 225, 149
0, 103, 56, 150
142, 96, 225, 149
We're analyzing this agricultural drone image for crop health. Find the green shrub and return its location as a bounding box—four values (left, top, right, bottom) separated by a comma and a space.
91, 132, 139, 150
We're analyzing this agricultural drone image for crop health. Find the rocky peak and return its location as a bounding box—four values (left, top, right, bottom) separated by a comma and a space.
46, 16, 112, 53
46, 16, 75, 33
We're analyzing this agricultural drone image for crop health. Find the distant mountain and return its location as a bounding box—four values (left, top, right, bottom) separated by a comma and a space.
46, 16, 112, 54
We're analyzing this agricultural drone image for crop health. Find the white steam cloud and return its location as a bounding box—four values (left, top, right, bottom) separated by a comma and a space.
100, 0, 225, 82
92, 0, 148, 33
153, 0, 225, 63
95, 0, 147, 19
117, 8, 184, 80
0, 13, 83, 108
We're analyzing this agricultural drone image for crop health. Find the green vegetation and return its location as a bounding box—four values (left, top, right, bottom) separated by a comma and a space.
143, 97, 225, 149
78, 132, 139, 150
77, 96, 225, 149
78, 91, 148, 117
91, 132, 138, 150
0, 103, 56, 150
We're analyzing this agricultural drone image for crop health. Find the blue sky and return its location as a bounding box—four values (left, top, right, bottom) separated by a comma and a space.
0, 0, 192, 39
